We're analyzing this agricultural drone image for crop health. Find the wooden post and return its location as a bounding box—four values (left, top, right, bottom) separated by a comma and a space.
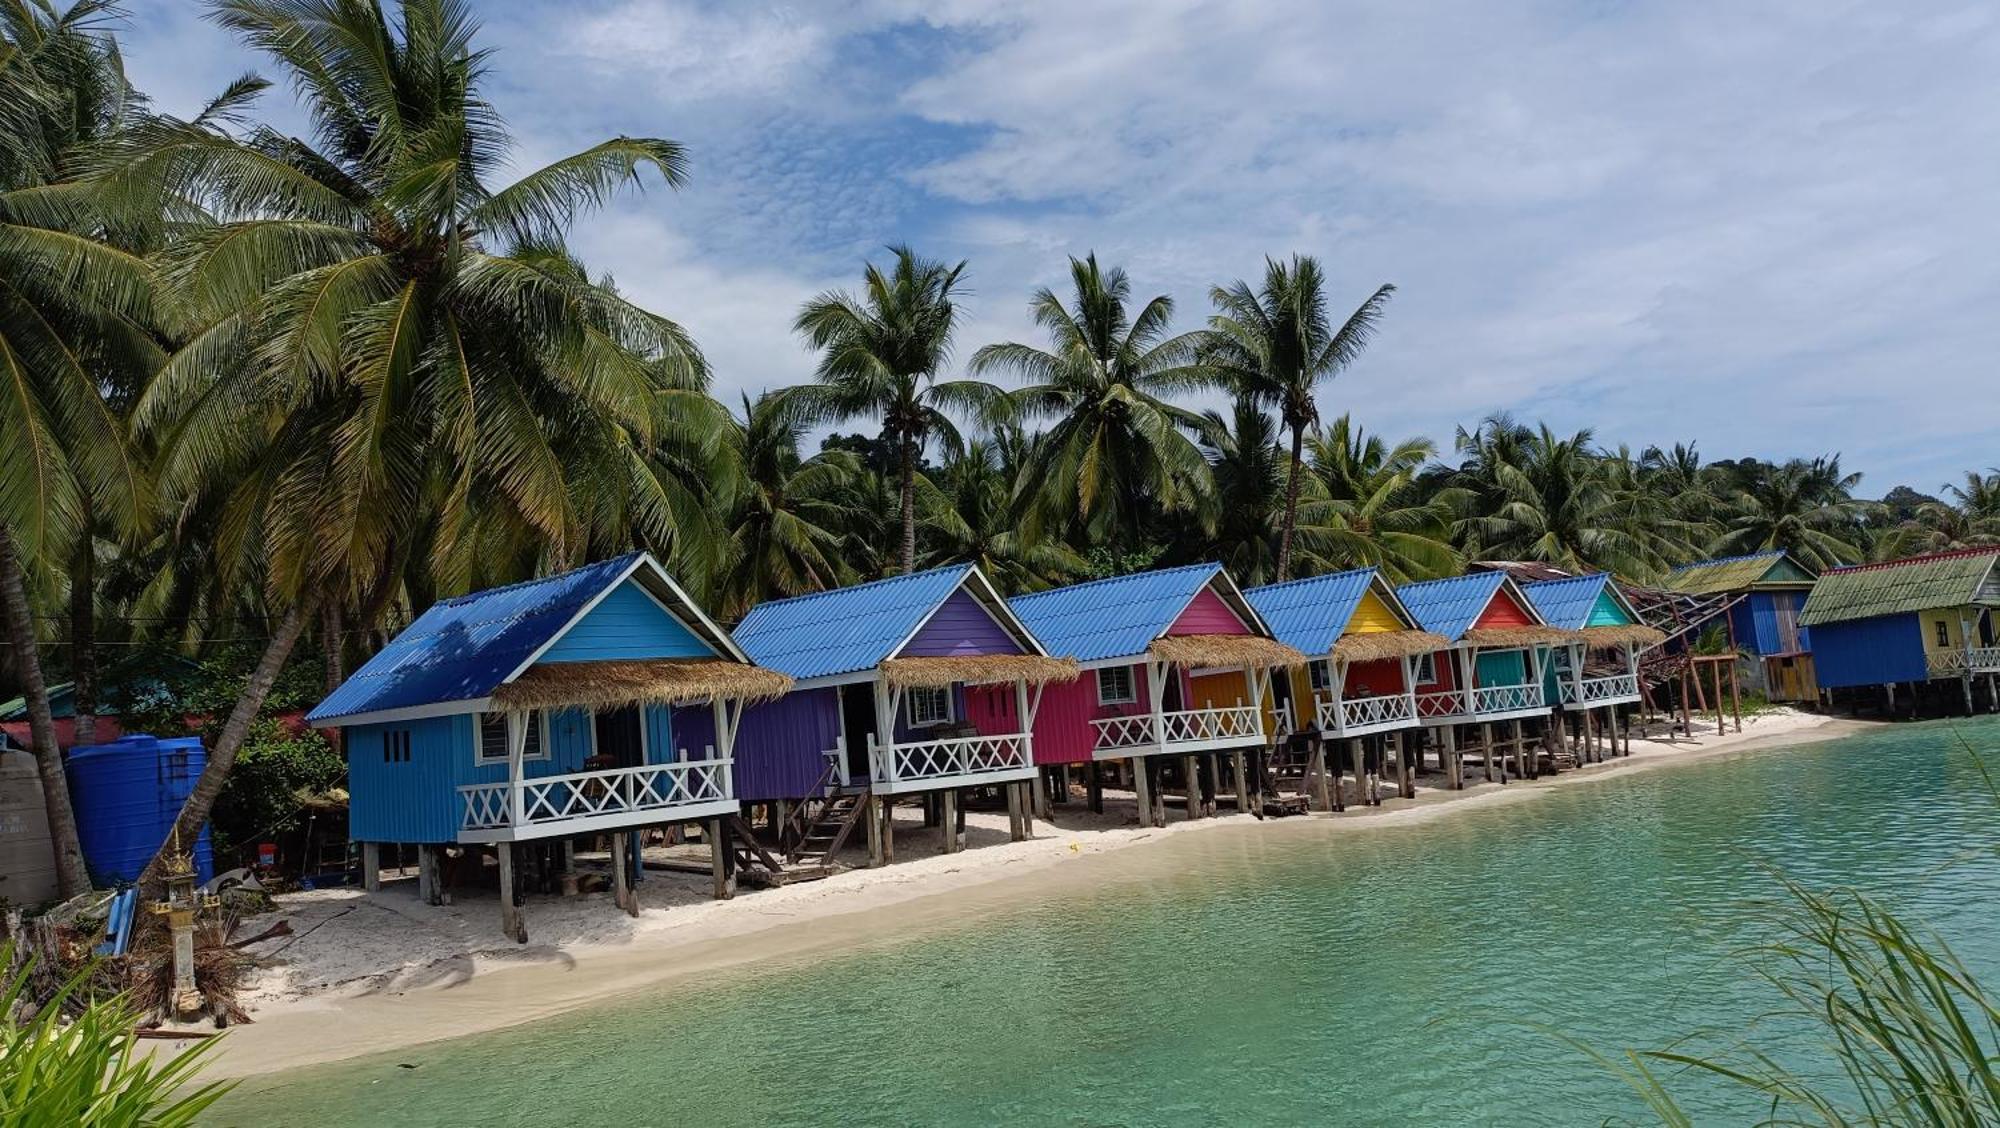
1019, 781, 1035, 837
1711, 661, 1726, 735
1231, 748, 1250, 814
940, 788, 958, 854
1444, 726, 1462, 789
1479, 723, 1494, 782
865, 794, 884, 867
1511, 720, 1527, 779
1033, 771, 1052, 821
360, 842, 381, 893
708, 818, 734, 901
1306, 739, 1330, 811
1394, 732, 1414, 799
1727, 664, 1743, 733
1182, 754, 1201, 819
610, 831, 632, 913
497, 843, 526, 943
1088, 761, 1105, 814
1132, 756, 1154, 826
882, 797, 897, 861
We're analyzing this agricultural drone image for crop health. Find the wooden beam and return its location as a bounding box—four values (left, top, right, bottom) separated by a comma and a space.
360, 842, 380, 893
1183, 754, 1201, 820
1231, 748, 1250, 814
708, 818, 734, 901
865, 794, 884, 867
940, 788, 958, 854
1132, 755, 1153, 826
497, 843, 526, 943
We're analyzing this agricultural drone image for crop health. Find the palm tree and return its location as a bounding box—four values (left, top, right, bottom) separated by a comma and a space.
1457, 424, 1675, 575
1204, 255, 1393, 580
1710, 457, 1872, 570
969, 253, 1212, 555
0, 0, 160, 897
1300, 415, 1460, 582
793, 246, 998, 573
114, 0, 707, 882
715, 392, 862, 618
921, 433, 1087, 593
1190, 397, 1288, 585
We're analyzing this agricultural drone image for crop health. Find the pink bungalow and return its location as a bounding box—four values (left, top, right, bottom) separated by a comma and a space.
1008, 564, 1304, 824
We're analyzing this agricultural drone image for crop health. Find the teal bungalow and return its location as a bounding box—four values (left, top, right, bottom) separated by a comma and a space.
1523, 574, 1664, 754
308, 552, 789, 938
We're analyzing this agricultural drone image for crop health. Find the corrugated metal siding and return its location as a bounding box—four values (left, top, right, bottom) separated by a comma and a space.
1810, 614, 1928, 688
1011, 564, 1220, 663
965, 684, 1025, 735
734, 688, 841, 800
1474, 650, 1527, 686
1417, 650, 1459, 693
665, 704, 713, 760
537, 579, 710, 663
347, 715, 473, 843
546, 707, 592, 763
1188, 669, 1249, 709
1397, 573, 1508, 640
1585, 590, 1629, 627
898, 588, 1024, 657
732, 565, 974, 680
311, 555, 644, 722
1345, 658, 1406, 696
1031, 678, 1098, 764
1477, 589, 1534, 628
1350, 592, 1402, 633
1169, 586, 1250, 636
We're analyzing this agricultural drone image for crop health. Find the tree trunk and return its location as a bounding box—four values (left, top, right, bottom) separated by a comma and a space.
70, 524, 97, 748
321, 601, 345, 696
898, 429, 917, 574
1275, 420, 1307, 581
0, 524, 91, 897
140, 599, 314, 890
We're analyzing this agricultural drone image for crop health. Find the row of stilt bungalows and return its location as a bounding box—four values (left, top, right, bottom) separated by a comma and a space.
1650, 546, 2000, 717
305, 554, 1680, 937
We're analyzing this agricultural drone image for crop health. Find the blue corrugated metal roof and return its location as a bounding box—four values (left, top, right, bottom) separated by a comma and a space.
308, 553, 648, 724
1523, 574, 1610, 630
1395, 572, 1507, 641
731, 565, 976, 681
1244, 569, 1380, 655
1009, 563, 1225, 663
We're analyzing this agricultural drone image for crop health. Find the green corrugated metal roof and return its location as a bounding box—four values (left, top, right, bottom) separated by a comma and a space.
1798, 548, 2000, 627
1662, 551, 1815, 595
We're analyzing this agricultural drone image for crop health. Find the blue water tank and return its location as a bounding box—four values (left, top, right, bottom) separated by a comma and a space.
65, 734, 214, 885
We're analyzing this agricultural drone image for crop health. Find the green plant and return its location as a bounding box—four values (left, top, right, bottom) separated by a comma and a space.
208, 720, 343, 865
0, 943, 232, 1126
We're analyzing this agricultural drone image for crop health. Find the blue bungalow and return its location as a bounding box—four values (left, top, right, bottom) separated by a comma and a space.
1660, 550, 1819, 700
1800, 547, 2000, 711
1395, 572, 1576, 729
730, 564, 1075, 862
307, 552, 789, 936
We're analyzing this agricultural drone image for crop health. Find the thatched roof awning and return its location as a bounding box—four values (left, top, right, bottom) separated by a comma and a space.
1149, 634, 1307, 669
1331, 630, 1451, 663
493, 660, 793, 711
879, 654, 1080, 689
1580, 624, 1667, 648
1462, 625, 1578, 648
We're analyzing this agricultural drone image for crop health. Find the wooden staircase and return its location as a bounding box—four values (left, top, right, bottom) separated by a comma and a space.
785, 782, 868, 867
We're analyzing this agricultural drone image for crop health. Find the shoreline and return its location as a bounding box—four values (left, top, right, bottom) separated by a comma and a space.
199, 709, 1868, 1081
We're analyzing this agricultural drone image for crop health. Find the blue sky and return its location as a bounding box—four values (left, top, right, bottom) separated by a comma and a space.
119, 1, 2000, 495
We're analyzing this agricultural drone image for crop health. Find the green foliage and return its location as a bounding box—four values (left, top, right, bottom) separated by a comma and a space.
0, 944, 232, 1126
207, 719, 342, 860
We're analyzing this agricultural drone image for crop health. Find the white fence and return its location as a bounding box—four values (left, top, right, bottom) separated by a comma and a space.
869, 732, 1032, 787
1091, 706, 1263, 753
1315, 692, 1418, 735
460, 759, 732, 835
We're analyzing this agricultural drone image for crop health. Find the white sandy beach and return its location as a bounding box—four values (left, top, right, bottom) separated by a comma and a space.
198, 707, 1862, 1079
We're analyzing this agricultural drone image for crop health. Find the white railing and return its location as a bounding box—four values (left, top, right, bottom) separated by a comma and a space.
1415, 690, 1471, 720
1974, 647, 2000, 672
459, 759, 732, 833
1091, 706, 1264, 753
1561, 674, 1640, 706
1315, 691, 1418, 734
1473, 683, 1543, 715
1929, 647, 2000, 677
869, 732, 1032, 786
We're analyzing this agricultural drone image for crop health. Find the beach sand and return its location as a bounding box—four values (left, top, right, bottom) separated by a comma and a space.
196, 707, 1865, 1079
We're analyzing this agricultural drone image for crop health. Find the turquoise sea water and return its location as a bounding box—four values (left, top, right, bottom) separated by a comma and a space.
207, 719, 2000, 1126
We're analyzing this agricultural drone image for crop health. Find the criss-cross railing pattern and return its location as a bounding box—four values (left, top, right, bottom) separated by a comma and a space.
1472, 683, 1543, 715
1931, 647, 2000, 677
1561, 674, 1640, 706
870, 733, 1031, 786
459, 759, 731, 833
1315, 692, 1417, 734
1092, 706, 1263, 752
1415, 690, 1471, 720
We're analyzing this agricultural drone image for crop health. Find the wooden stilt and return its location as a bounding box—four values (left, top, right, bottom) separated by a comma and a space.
1395, 732, 1415, 799
610, 831, 632, 913
1307, 740, 1331, 811
1019, 781, 1035, 837
1132, 756, 1154, 826
708, 818, 734, 900
1513, 720, 1528, 778
940, 788, 958, 854
361, 842, 381, 893
1444, 726, 1462, 789
1485, 723, 1502, 783
882, 797, 897, 861
1182, 754, 1201, 819
1231, 748, 1250, 813
865, 794, 884, 867
417, 844, 439, 905
497, 843, 526, 943
1088, 760, 1105, 814
1033, 771, 1052, 821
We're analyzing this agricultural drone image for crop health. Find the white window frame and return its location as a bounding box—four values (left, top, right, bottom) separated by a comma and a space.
1935, 619, 1952, 649
476, 710, 550, 765
588, 704, 656, 763
1307, 660, 1331, 692
1414, 652, 1438, 685
905, 686, 954, 728
1096, 665, 1137, 705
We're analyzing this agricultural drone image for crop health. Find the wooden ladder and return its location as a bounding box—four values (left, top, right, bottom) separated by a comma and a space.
784, 760, 871, 866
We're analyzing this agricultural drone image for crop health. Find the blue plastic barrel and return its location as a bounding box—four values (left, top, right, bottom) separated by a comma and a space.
65, 734, 214, 885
